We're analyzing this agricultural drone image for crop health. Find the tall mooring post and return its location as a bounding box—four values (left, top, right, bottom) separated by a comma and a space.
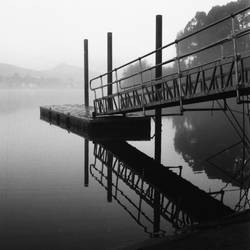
107, 32, 113, 110
84, 39, 89, 187
153, 15, 162, 236
84, 39, 89, 107
155, 15, 162, 163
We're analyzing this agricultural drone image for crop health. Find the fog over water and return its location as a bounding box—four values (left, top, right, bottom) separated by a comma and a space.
1, 90, 248, 249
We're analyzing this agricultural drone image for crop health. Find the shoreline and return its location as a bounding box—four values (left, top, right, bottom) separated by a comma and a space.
118, 210, 250, 250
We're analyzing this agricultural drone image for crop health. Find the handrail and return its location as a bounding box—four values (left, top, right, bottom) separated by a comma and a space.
91, 26, 250, 92
94, 54, 250, 100
90, 6, 250, 91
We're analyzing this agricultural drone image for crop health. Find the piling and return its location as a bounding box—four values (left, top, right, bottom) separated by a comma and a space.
84, 39, 89, 106
155, 15, 162, 163
107, 32, 113, 110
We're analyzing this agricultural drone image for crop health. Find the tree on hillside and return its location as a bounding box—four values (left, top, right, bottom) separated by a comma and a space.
176, 0, 250, 68
121, 0, 249, 86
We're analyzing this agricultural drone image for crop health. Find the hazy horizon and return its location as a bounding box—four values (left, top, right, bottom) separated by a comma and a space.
0, 61, 84, 71
1, 0, 233, 73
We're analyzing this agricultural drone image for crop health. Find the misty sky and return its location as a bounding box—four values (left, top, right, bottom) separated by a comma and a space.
1, 0, 233, 73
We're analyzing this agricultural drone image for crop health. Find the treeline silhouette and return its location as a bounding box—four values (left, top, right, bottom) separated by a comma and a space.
177, 0, 249, 67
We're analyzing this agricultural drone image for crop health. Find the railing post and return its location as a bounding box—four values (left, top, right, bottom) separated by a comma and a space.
155, 15, 162, 163
100, 76, 104, 97
231, 15, 240, 103
84, 39, 89, 107
139, 58, 146, 115
220, 44, 225, 89
175, 41, 183, 113
107, 32, 113, 111
115, 69, 121, 110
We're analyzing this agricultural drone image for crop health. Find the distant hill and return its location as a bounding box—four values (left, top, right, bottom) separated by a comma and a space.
0, 63, 96, 89
0, 63, 40, 78
41, 63, 84, 81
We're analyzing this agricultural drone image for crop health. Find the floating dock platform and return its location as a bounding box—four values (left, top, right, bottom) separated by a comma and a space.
40, 104, 151, 141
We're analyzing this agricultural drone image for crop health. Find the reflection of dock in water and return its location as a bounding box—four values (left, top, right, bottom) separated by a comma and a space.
90, 143, 190, 237
89, 141, 234, 236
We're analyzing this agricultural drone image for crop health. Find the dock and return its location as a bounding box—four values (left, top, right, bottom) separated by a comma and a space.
40, 7, 250, 232
40, 104, 151, 141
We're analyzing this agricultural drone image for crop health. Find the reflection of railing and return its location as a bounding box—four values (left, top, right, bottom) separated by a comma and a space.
208, 187, 250, 212
90, 7, 250, 116
90, 143, 201, 236
235, 188, 250, 211
95, 143, 194, 227
90, 163, 159, 237
93, 144, 193, 227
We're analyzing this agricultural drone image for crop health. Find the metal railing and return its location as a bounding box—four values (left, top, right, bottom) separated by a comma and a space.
90, 6, 250, 115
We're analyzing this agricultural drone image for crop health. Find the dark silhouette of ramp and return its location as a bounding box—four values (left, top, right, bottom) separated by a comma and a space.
99, 141, 234, 223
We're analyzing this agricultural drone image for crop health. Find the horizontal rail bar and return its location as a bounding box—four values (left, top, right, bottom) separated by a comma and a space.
95, 55, 250, 98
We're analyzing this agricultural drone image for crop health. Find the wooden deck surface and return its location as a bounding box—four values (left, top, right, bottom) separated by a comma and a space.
40, 104, 151, 141
41, 104, 94, 119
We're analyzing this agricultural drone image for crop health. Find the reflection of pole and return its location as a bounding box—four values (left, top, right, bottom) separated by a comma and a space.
84, 39, 89, 107
84, 39, 89, 187
107, 151, 113, 202
84, 139, 89, 187
155, 15, 162, 163
242, 97, 245, 186
153, 190, 161, 236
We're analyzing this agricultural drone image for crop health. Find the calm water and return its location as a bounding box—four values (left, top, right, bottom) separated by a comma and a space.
1, 90, 249, 249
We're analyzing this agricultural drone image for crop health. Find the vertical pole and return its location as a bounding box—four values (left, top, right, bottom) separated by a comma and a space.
153, 15, 162, 237
84, 139, 89, 187
84, 40, 89, 187
153, 190, 160, 237
242, 97, 245, 186
107, 32, 113, 94
231, 16, 240, 103
176, 42, 183, 112
84, 39, 89, 107
107, 32, 113, 110
155, 15, 162, 163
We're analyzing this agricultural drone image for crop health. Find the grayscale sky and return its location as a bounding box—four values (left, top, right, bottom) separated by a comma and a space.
1, 0, 233, 72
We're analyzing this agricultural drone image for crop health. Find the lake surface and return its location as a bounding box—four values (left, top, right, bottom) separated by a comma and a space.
1, 89, 249, 249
